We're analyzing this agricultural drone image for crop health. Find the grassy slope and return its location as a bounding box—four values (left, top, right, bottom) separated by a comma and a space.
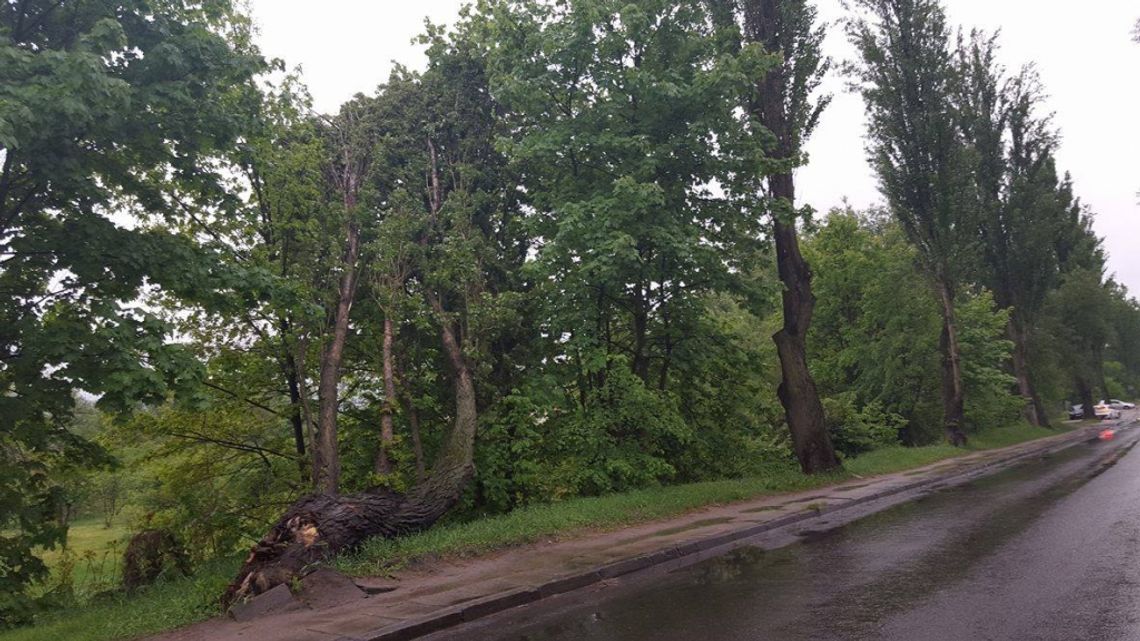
3, 422, 1065, 641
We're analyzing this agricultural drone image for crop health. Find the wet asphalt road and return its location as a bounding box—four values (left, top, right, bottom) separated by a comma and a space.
434, 422, 1140, 641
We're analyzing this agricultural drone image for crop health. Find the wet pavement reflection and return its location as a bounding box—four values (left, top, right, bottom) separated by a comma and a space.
435, 430, 1140, 641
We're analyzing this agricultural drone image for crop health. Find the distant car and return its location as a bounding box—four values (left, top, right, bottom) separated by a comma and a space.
1069, 404, 1085, 420
1105, 399, 1136, 410
1094, 403, 1122, 420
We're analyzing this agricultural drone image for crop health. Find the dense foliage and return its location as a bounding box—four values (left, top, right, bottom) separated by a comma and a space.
3, 0, 1138, 626
0, 0, 263, 624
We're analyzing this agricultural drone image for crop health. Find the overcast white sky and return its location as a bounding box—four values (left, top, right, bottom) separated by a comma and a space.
249, 0, 1139, 294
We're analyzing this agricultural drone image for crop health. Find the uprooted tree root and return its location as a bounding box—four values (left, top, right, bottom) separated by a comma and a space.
222, 462, 473, 608
123, 529, 192, 592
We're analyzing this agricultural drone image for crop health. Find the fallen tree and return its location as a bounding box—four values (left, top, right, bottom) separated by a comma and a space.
223, 316, 476, 607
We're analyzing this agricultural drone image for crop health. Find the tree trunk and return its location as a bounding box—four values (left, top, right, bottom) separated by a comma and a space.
294, 336, 319, 471
428, 294, 478, 473
402, 390, 426, 484
280, 328, 310, 483
314, 218, 360, 495
285, 353, 307, 460
1077, 377, 1096, 419
742, 0, 839, 474
631, 285, 650, 384
221, 469, 468, 608
770, 174, 841, 474
1094, 348, 1110, 402
223, 294, 478, 608
1006, 317, 1049, 428
937, 281, 969, 446
375, 315, 397, 475
394, 357, 426, 482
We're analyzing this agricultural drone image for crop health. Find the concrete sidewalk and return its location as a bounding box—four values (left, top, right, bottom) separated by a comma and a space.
149, 421, 1123, 641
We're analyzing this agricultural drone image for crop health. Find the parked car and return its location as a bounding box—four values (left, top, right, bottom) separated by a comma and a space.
1094, 403, 1122, 420
1104, 399, 1136, 410
1069, 404, 1085, 420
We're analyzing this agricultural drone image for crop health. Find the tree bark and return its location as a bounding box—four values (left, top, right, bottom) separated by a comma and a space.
221, 468, 468, 608
770, 173, 841, 474
223, 297, 478, 608
1007, 317, 1049, 427
428, 294, 478, 472
396, 357, 427, 483
937, 281, 969, 446
314, 217, 360, 495
284, 350, 307, 461
402, 390, 426, 483
280, 324, 310, 483
375, 316, 397, 475
743, 0, 840, 474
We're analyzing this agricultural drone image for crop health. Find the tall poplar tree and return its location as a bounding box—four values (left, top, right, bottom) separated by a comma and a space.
847, 0, 972, 445
741, 0, 840, 473
954, 33, 1060, 427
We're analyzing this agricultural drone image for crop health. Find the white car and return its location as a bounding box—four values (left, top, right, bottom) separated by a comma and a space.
1105, 399, 1136, 410
1094, 403, 1122, 420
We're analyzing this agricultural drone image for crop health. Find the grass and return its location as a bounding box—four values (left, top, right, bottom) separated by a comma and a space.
336, 466, 844, 577
0, 558, 239, 641
33, 518, 130, 599
845, 422, 1065, 477
2, 421, 1068, 641
336, 421, 1068, 577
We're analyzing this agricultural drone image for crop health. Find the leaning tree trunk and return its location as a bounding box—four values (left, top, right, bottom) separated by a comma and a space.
223, 307, 478, 608
1007, 317, 1048, 428
743, 0, 840, 475
937, 281, 969, 446
770, 176, 841, 474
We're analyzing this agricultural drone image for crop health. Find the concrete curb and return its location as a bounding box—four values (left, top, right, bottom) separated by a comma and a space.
357, 425, 1112, 641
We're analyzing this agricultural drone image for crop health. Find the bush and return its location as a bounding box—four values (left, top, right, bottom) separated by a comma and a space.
822, 393, 903, 456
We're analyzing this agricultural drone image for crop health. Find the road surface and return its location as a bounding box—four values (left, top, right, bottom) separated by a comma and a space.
432, 422, 1140, 641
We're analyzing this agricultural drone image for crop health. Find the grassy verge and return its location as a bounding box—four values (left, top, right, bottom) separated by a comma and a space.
336, 421, 1067, 577
3, 421, 1068, 641
336, 466, 845, 577
845, 422, 1065, 477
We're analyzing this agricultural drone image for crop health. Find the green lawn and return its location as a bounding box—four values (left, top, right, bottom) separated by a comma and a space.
34, 517, 130, 599
2, 421, 1067, 641
0, 559, 239, 641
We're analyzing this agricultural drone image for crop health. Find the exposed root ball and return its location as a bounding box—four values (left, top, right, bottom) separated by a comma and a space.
123, 529, 191, 592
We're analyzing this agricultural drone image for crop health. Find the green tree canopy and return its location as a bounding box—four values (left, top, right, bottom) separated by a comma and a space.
0, 0, 263, 622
